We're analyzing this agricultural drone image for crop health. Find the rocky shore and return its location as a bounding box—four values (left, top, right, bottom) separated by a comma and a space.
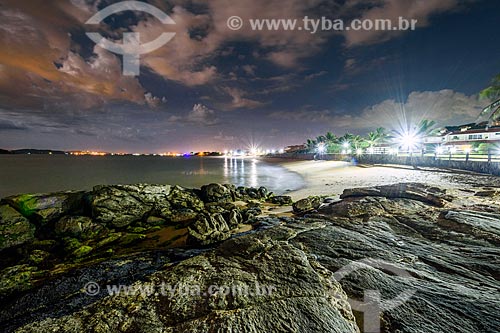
1, 182, 499, 332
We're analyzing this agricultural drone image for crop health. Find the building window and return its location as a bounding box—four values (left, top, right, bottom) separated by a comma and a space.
468, 134, 483, 140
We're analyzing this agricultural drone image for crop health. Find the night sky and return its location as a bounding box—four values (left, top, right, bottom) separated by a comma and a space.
0, 0, 499, 153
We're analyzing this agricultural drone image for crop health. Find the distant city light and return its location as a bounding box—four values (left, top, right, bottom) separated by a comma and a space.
342, 142, 350, 149
356, 149, 363, 155
450, 147, 457, 154
436, 146, 444, 154
317, 143, 326, 154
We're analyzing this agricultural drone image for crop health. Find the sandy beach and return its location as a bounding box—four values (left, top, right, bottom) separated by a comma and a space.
265, 158, 500, 200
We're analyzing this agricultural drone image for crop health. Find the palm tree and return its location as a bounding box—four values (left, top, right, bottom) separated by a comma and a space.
324, 132, 339, 153
480, 74, 500, 100
375, 127, 391, 143
416, 119, 437, 136
315, 135, 326, 144
366, 131, 379, 147
305, 139, 317, 152
340, 133, 354, 146
351, 135, 364, 149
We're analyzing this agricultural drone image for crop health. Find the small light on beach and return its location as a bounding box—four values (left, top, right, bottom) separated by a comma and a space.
356, 149, 363, 155
317, 143, 326, 154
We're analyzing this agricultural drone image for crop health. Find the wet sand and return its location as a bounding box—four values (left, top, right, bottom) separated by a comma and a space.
263, 158, 500, 200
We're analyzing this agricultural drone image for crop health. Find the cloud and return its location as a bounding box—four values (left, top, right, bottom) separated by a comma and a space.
270, 89, 486, 133
357, 90, 485, 130
144, 92, 167, 108
0, 4, 148, 110
169, 103, 218, 125
342, 0, 467, 47
305, 71, 328, 81
221, 87, 265, 110
0, 119, 27, 131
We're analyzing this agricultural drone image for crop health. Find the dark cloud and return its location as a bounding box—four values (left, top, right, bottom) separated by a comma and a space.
0, 119, 27, 131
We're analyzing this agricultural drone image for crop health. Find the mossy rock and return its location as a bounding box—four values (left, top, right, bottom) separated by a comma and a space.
146, 225, 162, 232
72, 245, 93, 258
127, 226, 147, 234
118, 233, 146, 246
28, 250, 50, 265
95, 232, 122, 248
145, 216, 167, 226
0, 264, 39, 295
63, 238, 82, 253
0, 204, 36, 251
4, 192, 86, 225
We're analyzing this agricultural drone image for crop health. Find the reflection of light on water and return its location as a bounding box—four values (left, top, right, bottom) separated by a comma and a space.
198, 157, 206, 175
224, 157, 228, 178
250, 159, 258, 188
182, 157, 211, 176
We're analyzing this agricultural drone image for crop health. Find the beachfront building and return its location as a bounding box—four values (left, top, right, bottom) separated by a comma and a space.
285, 145, 307, 153
423, 99, 500, 153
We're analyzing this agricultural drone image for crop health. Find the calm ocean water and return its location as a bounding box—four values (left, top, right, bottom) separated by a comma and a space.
0, 155, 305, 198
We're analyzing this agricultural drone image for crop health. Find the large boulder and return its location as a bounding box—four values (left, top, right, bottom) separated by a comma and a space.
91, 184, 172, 228
54, 216, 101, 239
293, 196, 322, 214
187, 213, 232, 246
438, 210, 500, 245
3, 192, 87, 225
323, 197, 386, 218
269, 195, 293, 205
166, 186, 205, 213
340, 183, 452, 207
0, 205, 36, 251
200, 184, 233, 203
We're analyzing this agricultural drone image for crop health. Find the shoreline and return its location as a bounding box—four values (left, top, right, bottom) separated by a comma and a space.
262, 157, 500, 200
